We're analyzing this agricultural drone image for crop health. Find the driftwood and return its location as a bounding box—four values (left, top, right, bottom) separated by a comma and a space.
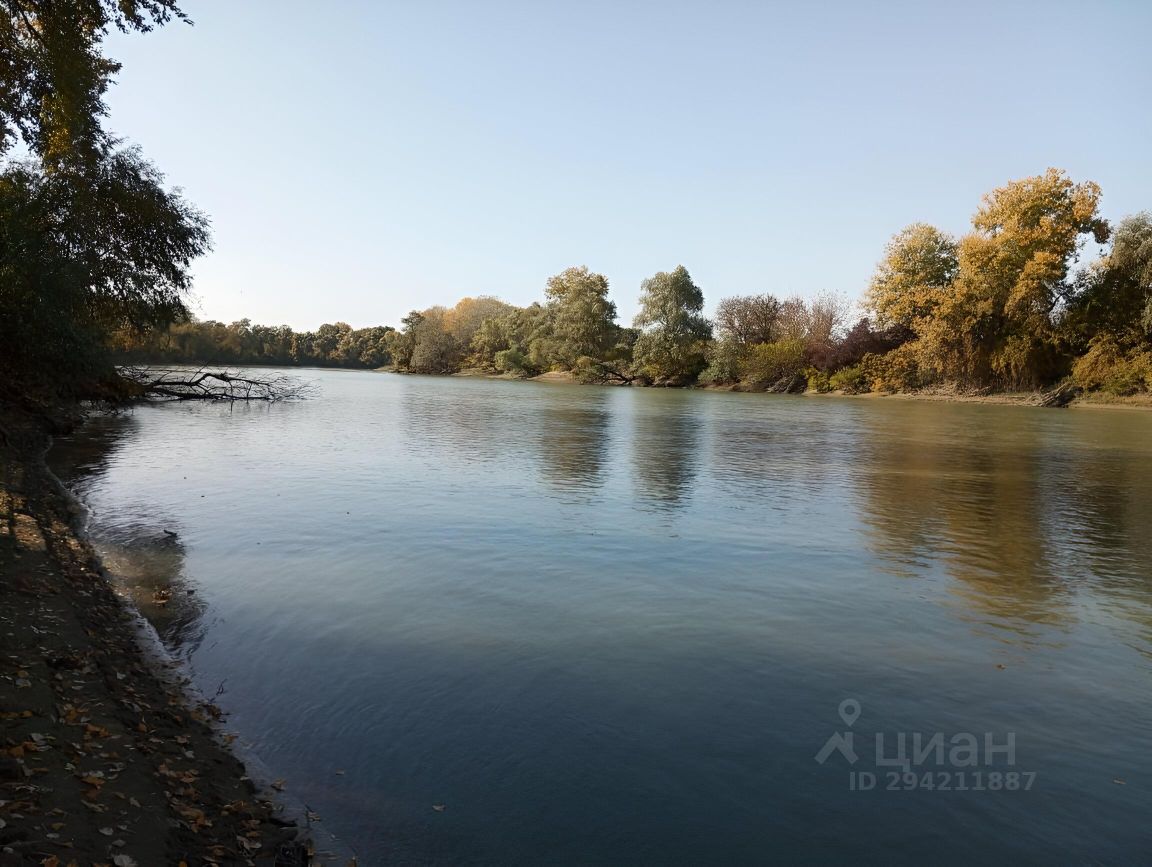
1037, 383, 1081, 408
120, 367, 314, 402
594, 363, 637, 385
766, 373, 808, 394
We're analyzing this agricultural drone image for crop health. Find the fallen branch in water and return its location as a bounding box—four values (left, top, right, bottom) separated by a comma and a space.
1037, 382, 1081, 408
120, 366, 315, 402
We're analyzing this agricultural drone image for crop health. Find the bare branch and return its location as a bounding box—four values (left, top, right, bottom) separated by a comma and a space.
119, 367, 316, 402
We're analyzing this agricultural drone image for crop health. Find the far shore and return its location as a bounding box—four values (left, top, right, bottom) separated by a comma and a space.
434, 367, 1152, 411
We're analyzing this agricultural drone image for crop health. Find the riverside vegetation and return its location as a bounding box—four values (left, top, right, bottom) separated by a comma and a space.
112, 173, 1152, 403
1, 6, 1150, 411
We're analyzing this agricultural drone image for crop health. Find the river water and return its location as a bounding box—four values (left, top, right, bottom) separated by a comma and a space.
51, 370, 1152, 864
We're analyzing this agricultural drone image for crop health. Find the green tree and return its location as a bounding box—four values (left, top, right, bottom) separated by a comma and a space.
543, 266, 618, 368
313, 322, 352, 361
743, 339, 806, 387
0, 151, 208, 396
1064, 212, 1152, 395
1, 0, 188, 171
0, 1, 208, 400
468, 302, 552, 375
386, 311, 424, 370
1065, 213, 1152, 346
632, 265, 712, 383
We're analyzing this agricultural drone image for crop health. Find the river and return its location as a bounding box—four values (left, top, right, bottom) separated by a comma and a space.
51, 370, 1152, 864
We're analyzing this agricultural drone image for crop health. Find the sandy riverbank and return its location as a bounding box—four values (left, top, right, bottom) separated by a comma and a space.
0, 407, 315, 866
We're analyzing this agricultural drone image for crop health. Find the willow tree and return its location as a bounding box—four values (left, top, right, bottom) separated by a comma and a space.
0, 1, 209, 400
1063, 213, 1152, 393
632, 265, 712, 383
1067, 213, 1152, 343
542, 266, 618, 369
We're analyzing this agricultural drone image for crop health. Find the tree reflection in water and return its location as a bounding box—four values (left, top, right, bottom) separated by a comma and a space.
853, 402, 1152, 649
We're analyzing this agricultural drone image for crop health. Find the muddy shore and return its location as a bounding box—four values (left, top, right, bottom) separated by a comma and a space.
0, 408, 319, 866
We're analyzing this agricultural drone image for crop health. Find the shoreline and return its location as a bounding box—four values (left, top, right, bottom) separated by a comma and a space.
0, 407, 322, 865
440, 368, 1152, 411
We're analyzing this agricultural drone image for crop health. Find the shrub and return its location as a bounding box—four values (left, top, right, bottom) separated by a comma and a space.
829, 364, 870, 393
699, 339, 747, 385
807, 368, 832, 393
825, 317, 913, 370
1072, 338, 1152, 395
862, 344, 926, 393
494, 347, 531, 376
743, 339, 806, 386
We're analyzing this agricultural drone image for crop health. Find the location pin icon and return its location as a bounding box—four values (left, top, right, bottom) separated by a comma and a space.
838, 698, 861, 727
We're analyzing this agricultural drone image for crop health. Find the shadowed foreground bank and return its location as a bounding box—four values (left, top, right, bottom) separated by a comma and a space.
0, 409, 314, 866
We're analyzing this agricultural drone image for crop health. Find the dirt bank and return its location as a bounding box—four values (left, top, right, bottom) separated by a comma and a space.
0, 407, 315, 866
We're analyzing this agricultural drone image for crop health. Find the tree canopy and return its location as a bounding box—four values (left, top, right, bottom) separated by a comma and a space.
1, 0, 208, 402
632, 266, 712, 383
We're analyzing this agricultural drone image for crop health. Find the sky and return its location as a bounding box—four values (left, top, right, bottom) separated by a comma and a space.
102, 0, 1152, 331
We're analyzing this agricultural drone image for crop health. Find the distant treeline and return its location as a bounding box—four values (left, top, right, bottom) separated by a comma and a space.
112, 320, 395, 369
118, 169, 1152, 397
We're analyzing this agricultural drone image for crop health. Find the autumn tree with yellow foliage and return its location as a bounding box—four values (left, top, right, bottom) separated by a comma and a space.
868, 169, 1116, 390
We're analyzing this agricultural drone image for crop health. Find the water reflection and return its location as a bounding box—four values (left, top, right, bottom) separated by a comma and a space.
535, 395, 610, 494
631, 398, 700, 509
45, 374, 1152, 865
399, 376, 527, 468
707, 398, 848, 505
854, 404, 1152, 649
1039, 432, 1152, 655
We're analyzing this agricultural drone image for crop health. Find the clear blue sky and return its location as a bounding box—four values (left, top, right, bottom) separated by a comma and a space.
104, 0, 1151, 331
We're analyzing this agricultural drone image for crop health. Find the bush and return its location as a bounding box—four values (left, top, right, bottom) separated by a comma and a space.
825, 317, 913, 370
743, 339, 806, 386
861, 344, 926, 393
1072, 338, 1152, 395
807, 368, 832, 393
829, 364, 870, 393
699, 339, 747, 385
494, 347, 531, 376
